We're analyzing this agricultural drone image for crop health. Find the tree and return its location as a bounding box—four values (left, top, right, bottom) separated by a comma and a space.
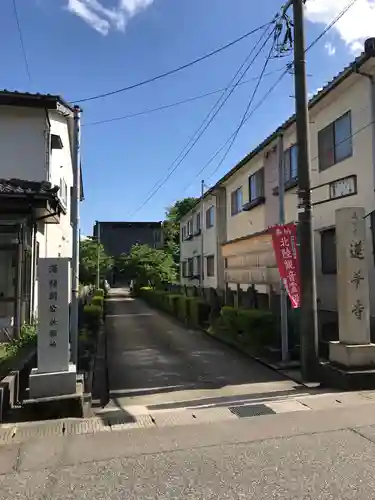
79, 237, 113, 285
116, 244, 177, 286
164, 197, 199, 262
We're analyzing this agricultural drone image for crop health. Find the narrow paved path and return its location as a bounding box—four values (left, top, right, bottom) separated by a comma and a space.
102, 288, 304, 413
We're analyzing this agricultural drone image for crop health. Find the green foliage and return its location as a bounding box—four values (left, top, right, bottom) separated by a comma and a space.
117, 244, 177, 287
94, 288, 104, 297
186, 297, 211, 328
83, 304, 102, 334
220, 307, 239, 335
4, 323, 37, 358
164, 198, 199, 263
215, 307, 277, 348
138, 288, 210, 328
91, 296, 104, 309
236, 309, 277, 347
165, 198, 199, 222
79, 237, 113, 285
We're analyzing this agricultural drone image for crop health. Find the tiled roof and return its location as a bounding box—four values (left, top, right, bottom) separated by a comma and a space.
0, 90, 76, 112
0, 178, 58, 197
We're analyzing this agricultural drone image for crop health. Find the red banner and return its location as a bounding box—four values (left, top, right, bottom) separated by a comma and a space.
271, 223, 300, 309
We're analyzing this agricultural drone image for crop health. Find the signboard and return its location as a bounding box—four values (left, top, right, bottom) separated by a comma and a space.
271, 224, 300, 309
38, 258, 70, 373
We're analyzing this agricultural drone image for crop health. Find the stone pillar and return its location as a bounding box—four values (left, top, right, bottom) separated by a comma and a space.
323, 207, 375, 389
29, 258, 77, 399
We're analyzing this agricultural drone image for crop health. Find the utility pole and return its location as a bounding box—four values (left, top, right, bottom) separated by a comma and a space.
96, 221, 101, 289
277, 133, 289, 363
71, 105, 81, 367
200, 179, 204, 287
289, 0, 319, 380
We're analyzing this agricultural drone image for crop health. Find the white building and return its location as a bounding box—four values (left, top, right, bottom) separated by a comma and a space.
180, 38, 375, 330
180, 187, 226, 290
0, 91, 83, 337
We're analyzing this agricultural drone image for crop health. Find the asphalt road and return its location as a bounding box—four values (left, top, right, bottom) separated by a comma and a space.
104, 288, 298, 410
3, 405, 375, 499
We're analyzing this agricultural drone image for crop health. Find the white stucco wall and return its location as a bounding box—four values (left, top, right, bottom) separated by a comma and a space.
44, 111, 74, 259
0, 106, 48, 181
223, 152, 266, 242
180, 194, 218, 289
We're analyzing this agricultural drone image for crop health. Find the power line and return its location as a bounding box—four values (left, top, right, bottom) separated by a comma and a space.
72, 22, 272, 104
186, 69, 290, 190
82, 67, 286, 127
12, 0, 31, 84
132, 23, 275, 206
211, 33, 279, 180
306, 0, 359, 51
189, 0, 359, 188
129, 24, 277, 216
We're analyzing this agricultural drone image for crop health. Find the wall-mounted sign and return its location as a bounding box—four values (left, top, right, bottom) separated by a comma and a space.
329, 175, 356, 200
38, 258, 70, 373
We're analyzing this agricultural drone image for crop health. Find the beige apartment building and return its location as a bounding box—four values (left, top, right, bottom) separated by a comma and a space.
180, 39, 375, 320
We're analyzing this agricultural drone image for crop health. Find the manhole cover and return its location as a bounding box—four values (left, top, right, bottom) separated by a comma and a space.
104, 413, 137, 427
229, 404, 275, 418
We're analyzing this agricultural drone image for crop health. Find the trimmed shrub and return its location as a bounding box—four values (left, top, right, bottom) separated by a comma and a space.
137, 288, 211, 328
236, 309, 277, 348
91, 296, 104, 309
220, 307, 238, 336
177, 295, 189, 323
187, 298, 211, 328
94, 288, 105, 297
83, 304, 102, 334
215, 307, 277, 349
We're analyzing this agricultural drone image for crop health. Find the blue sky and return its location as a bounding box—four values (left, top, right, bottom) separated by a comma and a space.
0, 0, 372, 235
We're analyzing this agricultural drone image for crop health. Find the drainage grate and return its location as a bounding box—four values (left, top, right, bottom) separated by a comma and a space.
229, 404, 276, 418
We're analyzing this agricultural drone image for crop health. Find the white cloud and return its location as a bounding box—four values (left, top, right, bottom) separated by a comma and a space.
305, 0, 375, 54
66, 0, 154, 35
324, 41, 336, 56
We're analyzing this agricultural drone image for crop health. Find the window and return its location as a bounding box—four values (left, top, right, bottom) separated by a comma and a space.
188, 258, 194, 277
206, 255, 215, 277
181, 261, 187, 278
206, 206, 215, 228
196, 212, 201, 232
284, 144, 298, 182
181, 225, 187, 241
51, 134, 63, 150
249, 168, 264, 202
187, 219, 193, 236
318, 111, 352, 171
321, 228, 336, 274
196, 255, 201, 276
231, 187, 243, 216
59, 178, 68, 206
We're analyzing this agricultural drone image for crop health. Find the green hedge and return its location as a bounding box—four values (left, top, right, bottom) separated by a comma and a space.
83, 304, 102, 334
217, 306, 277, 348
138, 288, 211, 328
91, 295, 104, 308
94, 288, 105, 297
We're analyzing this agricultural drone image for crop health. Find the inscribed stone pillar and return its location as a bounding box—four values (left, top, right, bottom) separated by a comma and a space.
335, 207, 370, 345
29, 258, 76, 399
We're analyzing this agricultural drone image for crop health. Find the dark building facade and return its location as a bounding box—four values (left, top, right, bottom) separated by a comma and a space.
93, 221, 164, 258
93, 221, 164, 285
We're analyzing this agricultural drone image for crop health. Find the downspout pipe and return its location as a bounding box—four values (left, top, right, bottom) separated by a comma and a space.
71, 106, 81, 367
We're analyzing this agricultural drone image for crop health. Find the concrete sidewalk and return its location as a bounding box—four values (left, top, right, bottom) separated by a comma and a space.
2, 403, 375, 498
